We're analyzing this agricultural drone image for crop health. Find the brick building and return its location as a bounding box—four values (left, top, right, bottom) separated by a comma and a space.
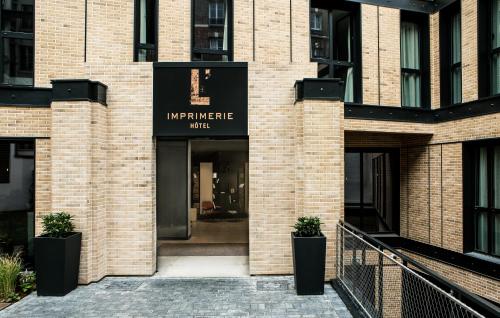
0, 0, 498, 311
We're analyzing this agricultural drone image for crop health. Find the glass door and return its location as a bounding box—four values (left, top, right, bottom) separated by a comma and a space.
156, 140, 190, 239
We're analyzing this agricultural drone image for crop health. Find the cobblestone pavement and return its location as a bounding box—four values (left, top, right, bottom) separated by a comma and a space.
0, 276, 353, 318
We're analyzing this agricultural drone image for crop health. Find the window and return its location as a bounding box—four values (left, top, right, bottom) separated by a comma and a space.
209, 37, 223, 50
310, 11, 322, 32
440, 2, 461, 106
208, 1, 224, 25
310, 1, 361, 103
464, 140, 500, 258
134, 0, 157, 62
401, 11, 430, 108
192, 0, 232, 61
478, 0, 500, 97
0, 0, 34, 85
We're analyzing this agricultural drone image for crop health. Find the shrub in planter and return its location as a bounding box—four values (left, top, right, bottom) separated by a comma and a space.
0, 254, 21, 302
291, 216, 326, 295
34, 212, 81, 296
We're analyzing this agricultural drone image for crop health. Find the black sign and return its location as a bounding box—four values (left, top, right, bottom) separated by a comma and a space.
153, 62, 248, 136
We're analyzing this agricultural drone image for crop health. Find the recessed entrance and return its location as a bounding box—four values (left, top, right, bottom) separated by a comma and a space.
0, 139, 35, 264
156, 139, 249, 276
344, 148, 400, 234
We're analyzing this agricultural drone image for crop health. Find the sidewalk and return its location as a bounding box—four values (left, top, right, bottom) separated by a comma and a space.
0, 276, 352, 318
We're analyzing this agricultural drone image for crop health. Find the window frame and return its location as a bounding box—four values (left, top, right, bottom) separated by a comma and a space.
439, 1, 461, 107
309, 1, 362, 103
463, 139, 500, 259
191, 0, 234, 62
0, 141, 9, 183
400, 10, 430, 109
0, 0, 35, 86
478, 0, 500, 98
133, 0, 158, 62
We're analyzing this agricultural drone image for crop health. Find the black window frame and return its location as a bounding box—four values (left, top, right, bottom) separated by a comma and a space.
439, 1, 461, 107
191, 0, 234, 62
478, 0, 500, 98
309, 0, 362, 104
133, 0, 158, 62
0, 141, 9, 183
463, 139, 500, 259
0, 0, 35, 86
400, 10, 431, 109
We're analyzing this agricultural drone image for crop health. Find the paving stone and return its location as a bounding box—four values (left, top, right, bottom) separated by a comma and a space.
0, 276, 353, 318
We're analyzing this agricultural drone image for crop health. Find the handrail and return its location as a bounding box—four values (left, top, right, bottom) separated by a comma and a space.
339, 220, 500, 318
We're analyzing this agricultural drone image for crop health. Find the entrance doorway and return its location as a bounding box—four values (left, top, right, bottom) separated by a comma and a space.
156, 139, 249, 276
0, 140, 35, 264
344, 149, 400, 234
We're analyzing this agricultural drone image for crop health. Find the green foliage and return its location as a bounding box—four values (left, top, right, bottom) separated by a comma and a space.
42, 212, 75, 238
0, 254, 21, 302
4, 291, 20, 302
18, 270, 36, 294
293, 216, 322, 237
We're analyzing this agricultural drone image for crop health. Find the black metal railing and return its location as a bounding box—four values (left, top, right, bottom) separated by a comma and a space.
336, 221, 500, 318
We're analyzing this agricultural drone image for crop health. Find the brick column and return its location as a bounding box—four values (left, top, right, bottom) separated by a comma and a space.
50, 80, 108, 284
296, 99, 344, 279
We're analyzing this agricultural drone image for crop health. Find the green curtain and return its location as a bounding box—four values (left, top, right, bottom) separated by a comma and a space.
478, 147, 488, 208
401, 22, 421, 107
344, 67, 354, 103
476, 148, 488, 250
494, 214, 500, 256
477, 212, 489, 252
451, 12, 461, 103
493, 0, 500, 94
495, 147, 500, 255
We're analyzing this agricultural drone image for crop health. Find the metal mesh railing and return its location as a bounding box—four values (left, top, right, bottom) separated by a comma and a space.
336, 223, 486, 318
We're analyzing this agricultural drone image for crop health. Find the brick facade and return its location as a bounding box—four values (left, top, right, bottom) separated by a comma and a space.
0, 0, 498, 300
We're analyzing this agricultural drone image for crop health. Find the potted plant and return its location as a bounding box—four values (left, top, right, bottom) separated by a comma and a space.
291, 216, 326, 295
34, 212, 81, 296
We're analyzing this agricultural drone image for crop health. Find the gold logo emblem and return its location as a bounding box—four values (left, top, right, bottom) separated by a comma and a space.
190, 69, 211, 106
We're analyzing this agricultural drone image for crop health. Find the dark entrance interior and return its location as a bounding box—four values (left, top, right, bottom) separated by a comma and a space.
156, 139, 249, 256
344, 149, 400, 234
0, 139, 35, 263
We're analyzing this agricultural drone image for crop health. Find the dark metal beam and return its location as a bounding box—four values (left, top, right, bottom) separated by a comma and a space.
344, 95, 500, 123
343, 0, 457, 14
0, 86, 52, 107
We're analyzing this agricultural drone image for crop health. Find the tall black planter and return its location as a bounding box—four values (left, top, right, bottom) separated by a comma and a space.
34, 232, 81, 296
291, 232, 326, 295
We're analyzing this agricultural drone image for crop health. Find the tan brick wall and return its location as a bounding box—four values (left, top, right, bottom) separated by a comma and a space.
50, 100, 110, 283
0, 107, 51, 138
345, 118, 434, 135
379, 7, 401, 107
248, 63, 316, 276
361, 4, 379, 105
51, 100, 94, 283
361, 5, 401, 106
35, 0, 85, 86
430, 12, 440, 108
87, 64, 156, 277
35, 139, 52, 234
158, 0, 190, 61
300, 99, 343, 278
404, 146, 430, 244
86, 1, 134, 64
461, 0, 478, 102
